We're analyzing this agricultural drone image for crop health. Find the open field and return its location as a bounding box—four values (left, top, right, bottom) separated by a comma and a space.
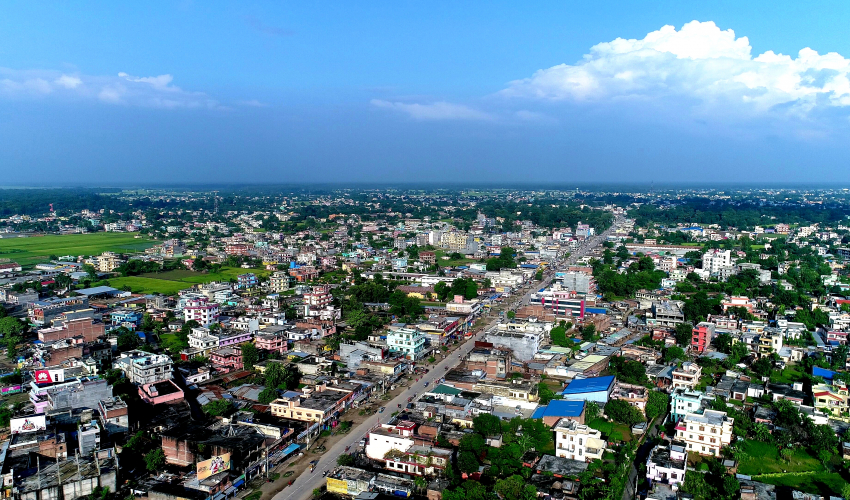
109, 267, 272, 295
0, 233, 157, 266
737, 440, 823, 476
755, 471, 849, 497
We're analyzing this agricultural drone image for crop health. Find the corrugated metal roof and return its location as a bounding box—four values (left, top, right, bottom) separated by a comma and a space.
561, 375, 615, 395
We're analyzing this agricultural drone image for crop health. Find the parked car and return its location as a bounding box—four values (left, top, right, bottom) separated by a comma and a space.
378, 407, 385, 413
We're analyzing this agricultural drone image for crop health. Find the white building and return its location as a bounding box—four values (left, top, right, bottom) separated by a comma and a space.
386, 326, 427, 360
702, 249, 732, 276
183, 297, 220, 327
674, 409, 734, 457
553, 418, 605, 462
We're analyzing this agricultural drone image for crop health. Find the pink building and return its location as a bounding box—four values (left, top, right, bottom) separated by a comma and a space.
211, 347, 243, 373
691, 322, 715, 353
255, 333, 288, 354
139, 380, 185, 405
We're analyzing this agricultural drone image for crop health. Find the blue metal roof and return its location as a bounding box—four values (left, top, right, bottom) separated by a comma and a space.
561, 375, 615, 395
281, 443, 301, 456
531, 400, 585, 419
584, 307, 607, 315
813, 366, 835, 380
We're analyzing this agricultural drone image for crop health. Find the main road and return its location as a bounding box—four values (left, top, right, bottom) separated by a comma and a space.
281, 216, 623, 500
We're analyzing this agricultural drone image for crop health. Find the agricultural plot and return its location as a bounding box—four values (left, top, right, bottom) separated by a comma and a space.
0, 233, 157, 266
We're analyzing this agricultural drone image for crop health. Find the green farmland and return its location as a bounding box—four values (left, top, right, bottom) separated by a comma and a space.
0, 233, 157, 267
108, 267, 272, 295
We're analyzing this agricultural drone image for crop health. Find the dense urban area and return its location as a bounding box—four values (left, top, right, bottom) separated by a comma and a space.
1, 186, 850, 500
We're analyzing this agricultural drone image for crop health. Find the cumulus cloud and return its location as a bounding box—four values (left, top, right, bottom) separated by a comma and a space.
371, 99, 493, 121
238, 99, 268, 107
0, 67, 221, 109
501, 21, 850, 115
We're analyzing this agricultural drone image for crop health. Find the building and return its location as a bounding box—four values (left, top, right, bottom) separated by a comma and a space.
561, 375, 615, 404
560, 271, 595, 295
269, 271, 291, 292
691, 322, 715, 353
236, 273, 258, 289
90, 252, 125, 272
386, 325, 427, 360
671, 388, 709, 422
702, 249, 732, 275
38, 317, 105, 343
326, 467, 376, 497
254, 332, 288, 354
210, 347, 243, 373
671, 362, 702, 391
553, 418, 605, 462
650, 301, 685, 327
16, 453, 118, 500
484, 330, 542, 362
610, 382, 649, 411
97, 396, 129, 435
183, 297, 220, 327
270, 388, 352, 424
78, 421, 101, 456
646, 443, 687, 487
812, 380, 849, 421
113, 350, 173, 385
674, 409, 734, 457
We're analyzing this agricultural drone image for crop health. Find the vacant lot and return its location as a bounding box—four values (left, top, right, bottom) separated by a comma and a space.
110, 267, 271, 295
756, 471, 849, 497
737, 440, 823, 476
0, 233, 157, 266
108, 276, 192, 295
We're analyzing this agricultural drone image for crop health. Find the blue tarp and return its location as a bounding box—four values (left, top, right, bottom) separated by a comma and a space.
562, 375, 615, 395
813, 366, 835, 380
281, 443, 301, 456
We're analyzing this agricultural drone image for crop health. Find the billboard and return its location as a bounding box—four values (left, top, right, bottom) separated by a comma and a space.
11, 414, 46, 434
197, 453, 231, 480
33, 369, 64, 384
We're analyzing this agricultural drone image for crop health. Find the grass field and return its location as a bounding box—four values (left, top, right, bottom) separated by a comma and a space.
109, 267, 271, 295
737, 440, 824, 476
756, 471, 849, 496
434, 250, 478, 267
769, 366, 805, 384
588, 419, 633, 442
0, 233, 157, 266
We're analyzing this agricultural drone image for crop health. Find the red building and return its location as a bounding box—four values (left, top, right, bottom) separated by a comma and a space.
691, 322, 715, 353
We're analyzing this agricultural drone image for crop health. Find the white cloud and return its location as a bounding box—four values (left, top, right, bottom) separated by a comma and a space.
55, 74, 82, 89
238, 99, 268, 107
0, 67, 221, 109
371, 99, 492, 121
501, 20, 850, 115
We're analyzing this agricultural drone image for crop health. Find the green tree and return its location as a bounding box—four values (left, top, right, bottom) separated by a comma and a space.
241, 343, 259, 370
495, 475, 537, 500
144, 449, 165, 472
604, 399, 644, 425
662, 346, 686, 363
581, 323, 596, 341
473, 413, 502, 436
202, 399, 232, 417
0, 317, 25, 337
258, 387, 278, 404
585, 401, 600, 422
337, 454, 355, 466
674, 322, 694, 347
645, 391, 669, 420
459, 433, 486, 455
457, 450, 479, 473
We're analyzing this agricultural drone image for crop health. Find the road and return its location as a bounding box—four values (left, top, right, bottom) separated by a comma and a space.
281, 216, 624, 500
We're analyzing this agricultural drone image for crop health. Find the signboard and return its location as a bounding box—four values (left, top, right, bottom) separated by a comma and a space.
197, 453, 231, 480
0, 385, 22, 394
33, 369, 64, 384
10, 414, 47, 434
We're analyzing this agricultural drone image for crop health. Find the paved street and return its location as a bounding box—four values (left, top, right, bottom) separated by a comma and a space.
281, 216, 623, 500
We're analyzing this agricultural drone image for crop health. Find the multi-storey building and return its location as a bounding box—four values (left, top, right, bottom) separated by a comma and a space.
37, 317, 105, 343
183, 297, 220, 327
646, 443, 687, 487
553, 418, 605, 462
691, 322, 715, 353
671, 362, 702, 391
674, 409, 734, 457
671, 388, 709, 422
210, 347, 243, 373
236, 273, 258, 290
113, 350, 173, 385
255, 332, 288, 354
269, 271, 291, 293
812, 380, 849, 421
386, 325, 427, 360
702, 249, 732, 275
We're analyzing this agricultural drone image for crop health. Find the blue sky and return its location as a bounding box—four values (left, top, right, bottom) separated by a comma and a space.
2, 1, 850, 185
